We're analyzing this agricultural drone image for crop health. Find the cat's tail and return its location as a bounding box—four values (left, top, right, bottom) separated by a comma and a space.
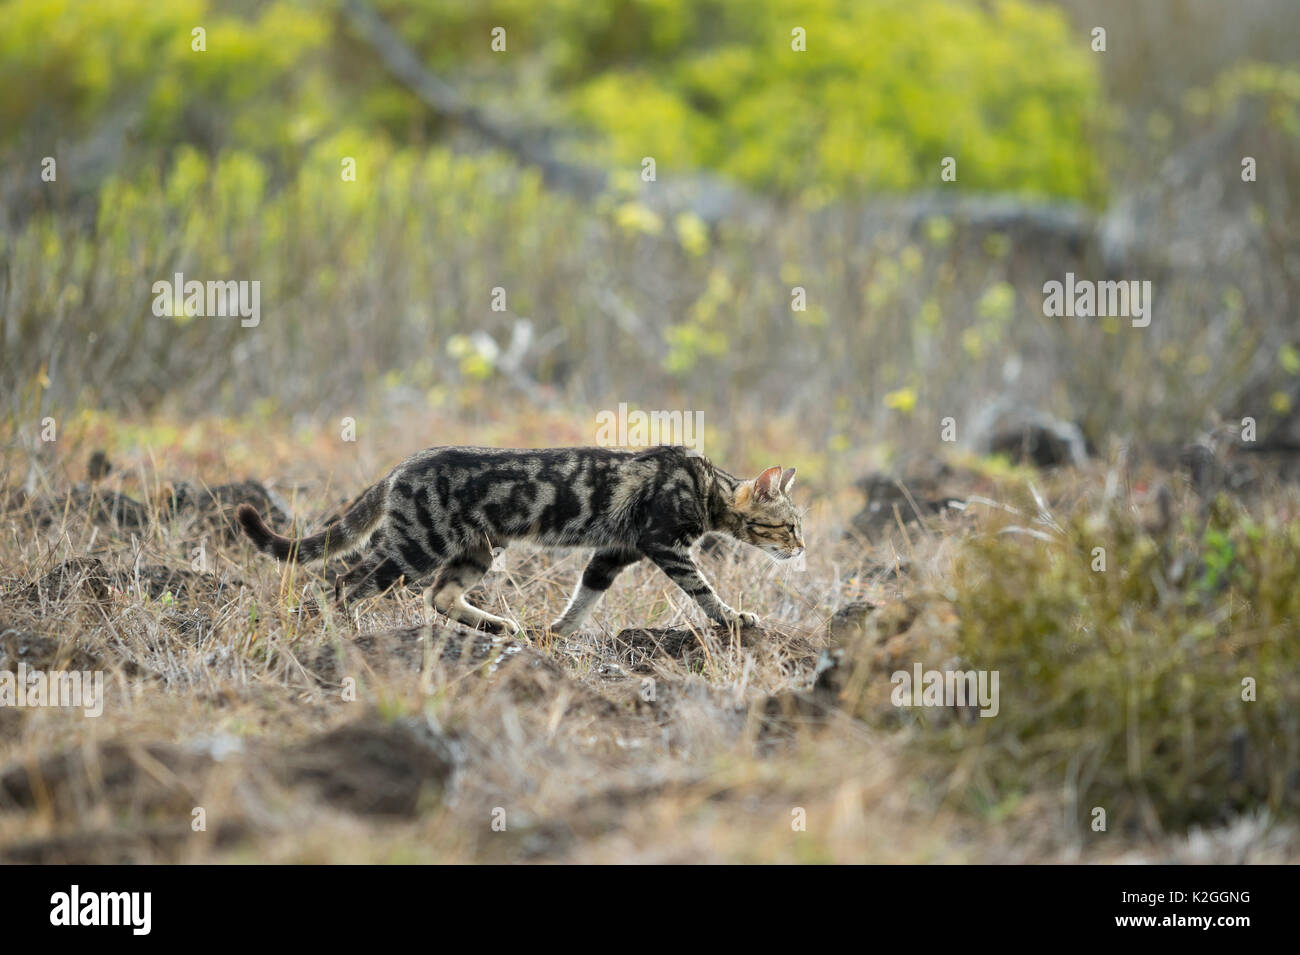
237, 481, 386, 564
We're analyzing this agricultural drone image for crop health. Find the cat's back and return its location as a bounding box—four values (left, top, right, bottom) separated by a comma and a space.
393, 444, 646, 479
377, 445, 702, 544
387, 444, 707, 519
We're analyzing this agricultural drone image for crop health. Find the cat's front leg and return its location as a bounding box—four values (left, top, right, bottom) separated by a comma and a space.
644, 544, 760, 629
551, 548, 641, 635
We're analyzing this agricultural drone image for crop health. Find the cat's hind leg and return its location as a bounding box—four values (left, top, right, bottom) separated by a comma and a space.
425, 546, 519, 636
333, 525, 436, 621
335, 553, 407, 624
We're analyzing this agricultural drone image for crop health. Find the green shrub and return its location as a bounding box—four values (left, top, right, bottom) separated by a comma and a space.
564, 0, 1105, 201
937, 496, 1300, 832
0, 0, 1105, 201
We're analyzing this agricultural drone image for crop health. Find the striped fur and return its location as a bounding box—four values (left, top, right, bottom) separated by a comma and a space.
237, 445, 803, 635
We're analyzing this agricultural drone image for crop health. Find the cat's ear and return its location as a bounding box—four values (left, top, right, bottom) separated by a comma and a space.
754, 466, 783, 501
779, 467, 796, 494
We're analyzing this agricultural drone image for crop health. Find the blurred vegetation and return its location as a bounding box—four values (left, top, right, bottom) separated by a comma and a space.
942, 493, 1300, 832
823, 471, 1300, 834
0, 0, 1297, 458
1, 0, 1104, 200
2, 0, 1300, 851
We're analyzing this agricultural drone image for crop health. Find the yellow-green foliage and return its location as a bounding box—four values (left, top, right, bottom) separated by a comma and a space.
1188, 60, 1300, 128
390, 0, 1106, 200
0, 0, 1105, 201
565, 0, 1105, 200
6, 138, 579, 409
0, 0, 1283, 444
943, 498, 1300, 832
0, 0, 331, 152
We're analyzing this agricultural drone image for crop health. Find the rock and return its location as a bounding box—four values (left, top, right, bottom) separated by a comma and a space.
0, 822, 244, 865
109, 565, 244, 603
1180, 431, 1258, 497
751, 647, 850, 747
988, 421, 1088, 468
972, 402, 1089, 469
850, 472, 961, 539
827, 599, 915, 649
826, 601, 880, 646
611, 627, 701, 666
276, 715, 456, 817
159, 479, 291, 542
18, 489, 150, 531
812, 648, 844, 694
0, 741, 207, 818
0, 624, 101, 673
822, 597, 961, 720
609, 625, 778, 672
308, 623, 527, 684
86, 449, 112, 482
8, 557, 112, 608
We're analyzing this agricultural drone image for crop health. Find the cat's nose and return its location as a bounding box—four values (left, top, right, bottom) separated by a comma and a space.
791, 546, 805, 558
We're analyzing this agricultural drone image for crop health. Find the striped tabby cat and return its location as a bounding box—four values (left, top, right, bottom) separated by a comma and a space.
237, 445, 802, 635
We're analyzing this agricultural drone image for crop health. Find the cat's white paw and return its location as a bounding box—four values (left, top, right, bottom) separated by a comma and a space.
719, 609, 760, 629
465, 613, 521, 637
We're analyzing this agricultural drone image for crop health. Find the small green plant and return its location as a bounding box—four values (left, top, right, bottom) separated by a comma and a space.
926, 497, 1300, 833
1198, 527, 1237, 593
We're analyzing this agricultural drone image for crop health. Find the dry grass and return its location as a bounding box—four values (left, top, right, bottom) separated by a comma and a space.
1, 422, 1297, 864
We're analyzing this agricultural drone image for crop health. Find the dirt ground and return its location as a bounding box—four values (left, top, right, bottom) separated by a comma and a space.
1, 432, 1296, 864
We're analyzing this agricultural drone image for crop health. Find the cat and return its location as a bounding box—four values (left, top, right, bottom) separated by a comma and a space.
236, 444, 802, 636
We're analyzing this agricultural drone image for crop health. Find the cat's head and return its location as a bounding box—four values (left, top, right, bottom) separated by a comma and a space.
733, 466, 804, 559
